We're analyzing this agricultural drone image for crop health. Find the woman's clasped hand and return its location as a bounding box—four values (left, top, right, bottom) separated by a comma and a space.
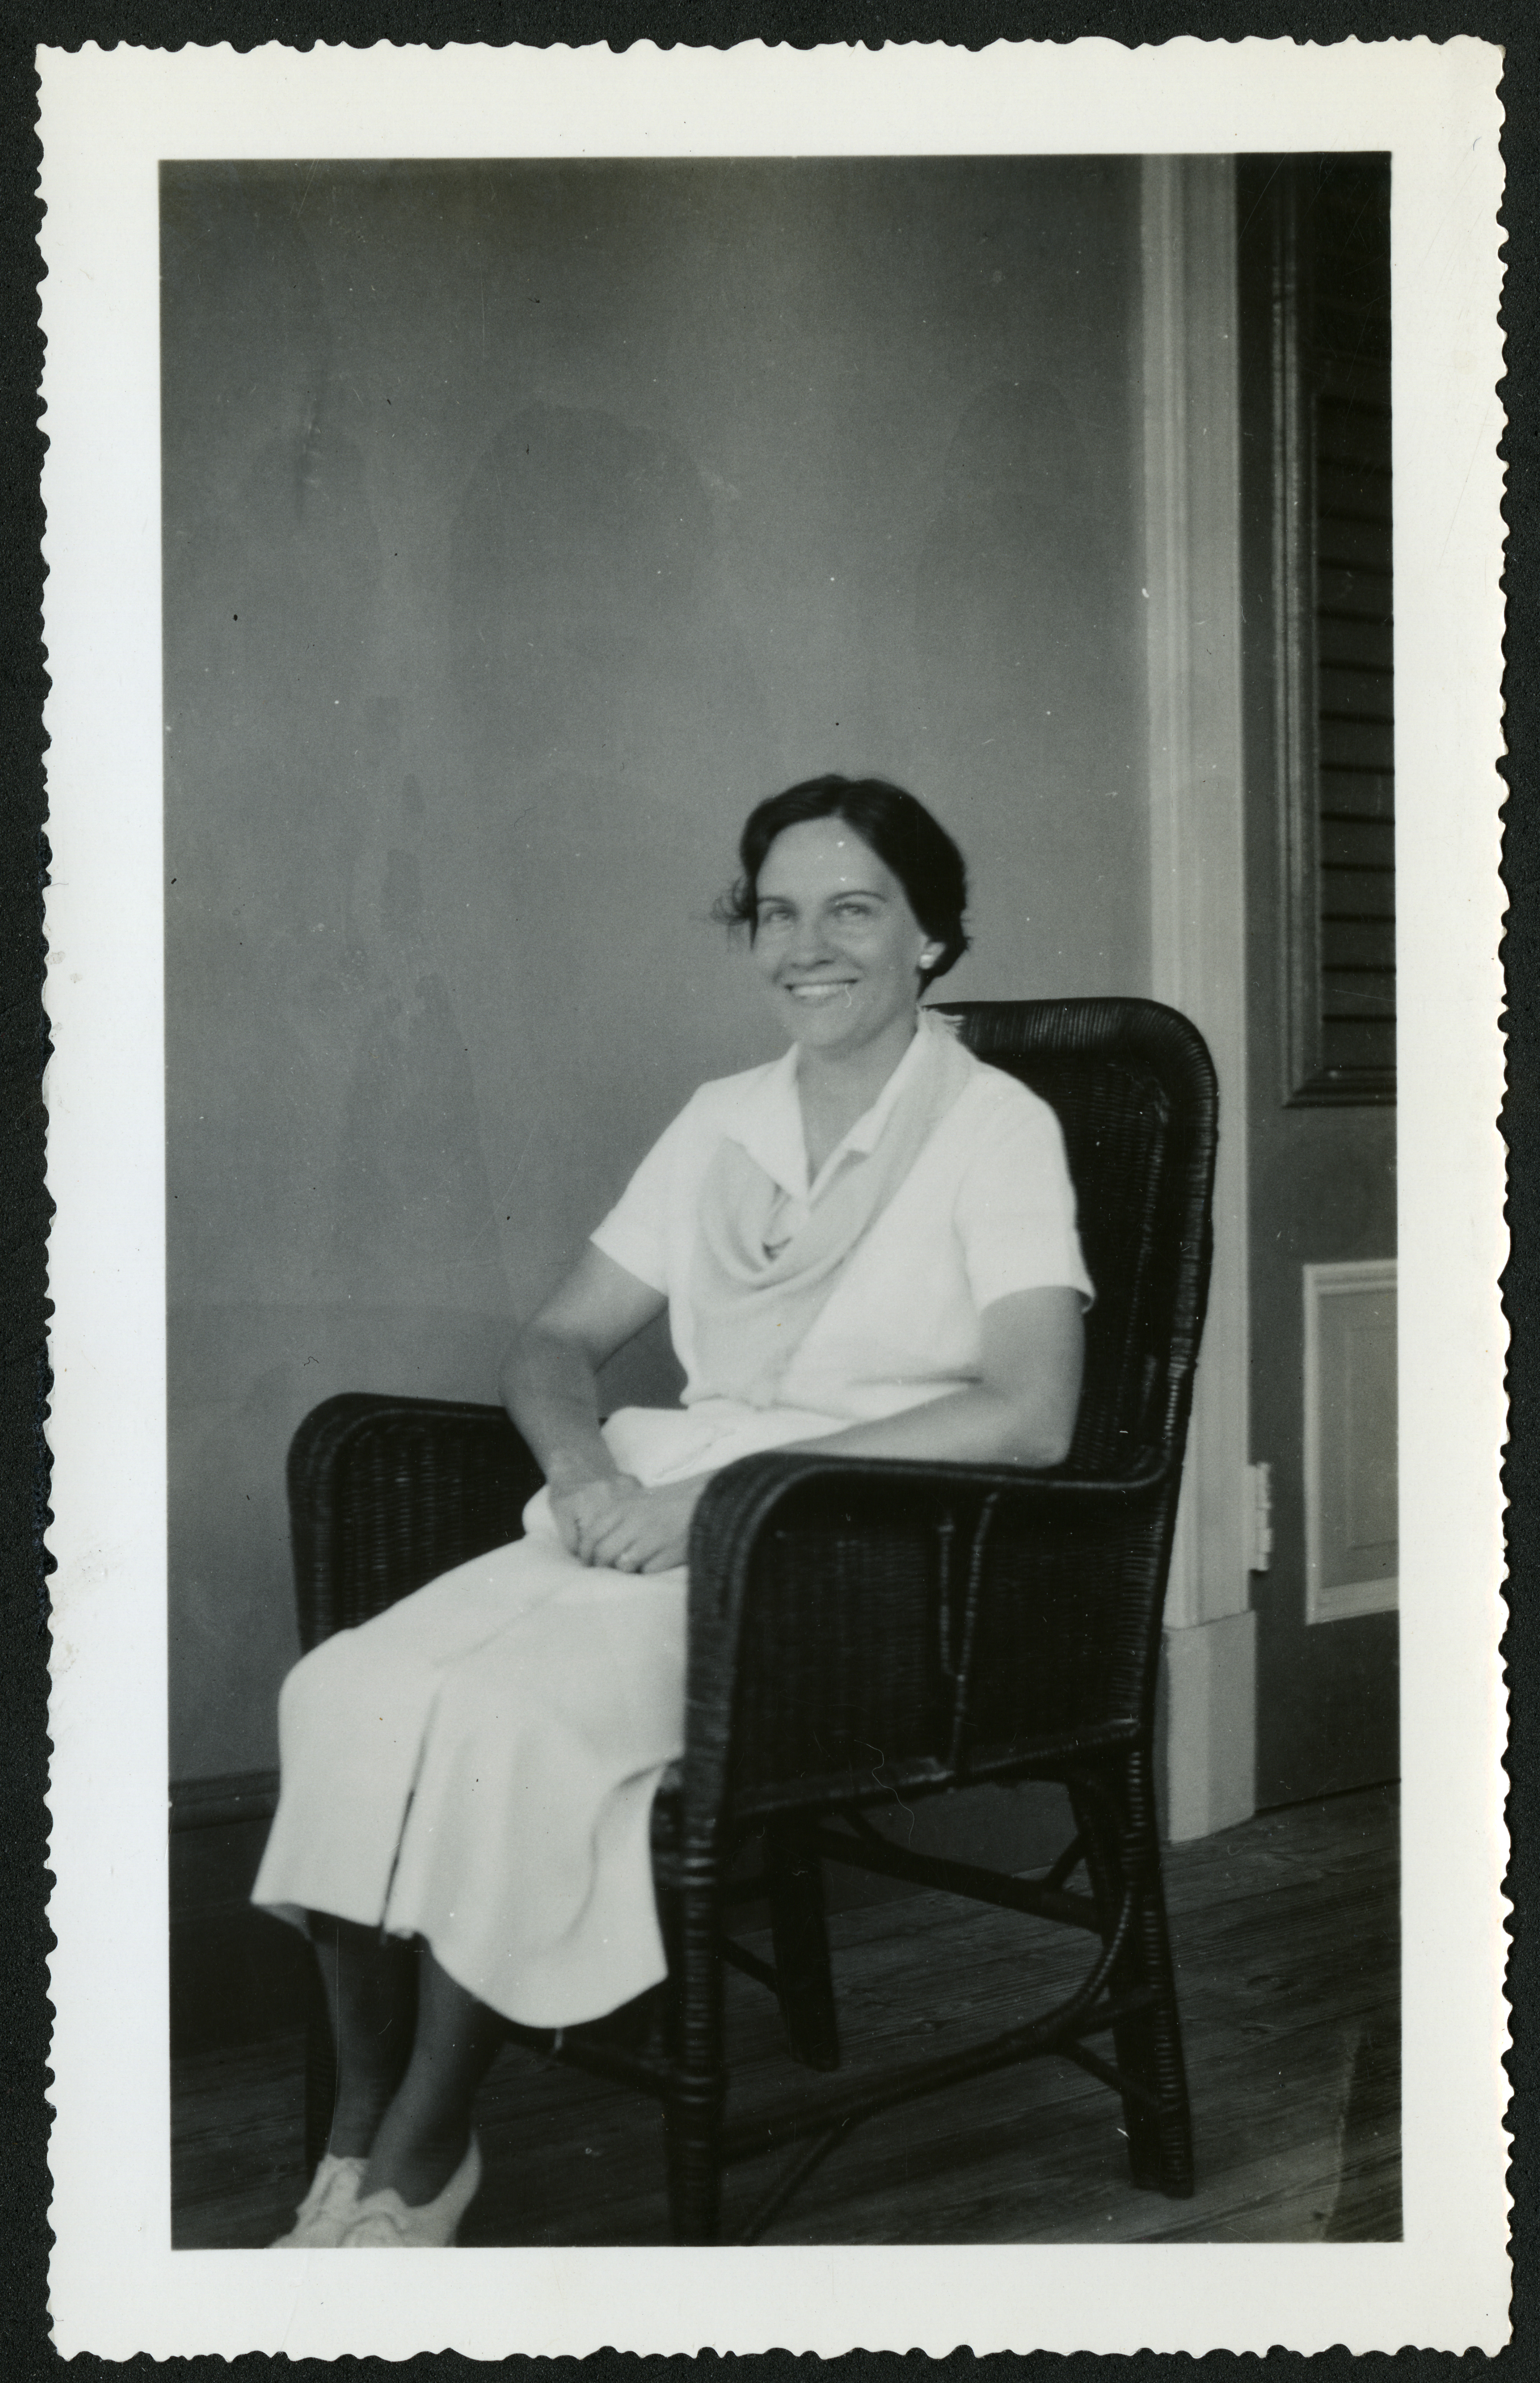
549, 1471, 704, 1573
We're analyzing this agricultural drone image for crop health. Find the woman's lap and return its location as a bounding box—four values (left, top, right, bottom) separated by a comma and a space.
252, 1529, 689, 2024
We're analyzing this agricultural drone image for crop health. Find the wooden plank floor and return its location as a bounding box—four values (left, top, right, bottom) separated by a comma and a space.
172, 1782, 1398, 2248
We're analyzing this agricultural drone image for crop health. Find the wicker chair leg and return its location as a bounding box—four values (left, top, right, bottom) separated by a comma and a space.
1121, 1884, 1196, 2197
1119, 1755, 1195, 2197
664, 2087, 726, 2244
1069, 1770, 1194, 2199
763, 1824, 840, 2073
662, 1873, 727, 2244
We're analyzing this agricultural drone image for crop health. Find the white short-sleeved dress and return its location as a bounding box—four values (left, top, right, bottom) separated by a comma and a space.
252, 1028, 1093, 2028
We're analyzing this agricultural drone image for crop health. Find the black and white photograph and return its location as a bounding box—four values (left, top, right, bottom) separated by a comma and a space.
41, 38, 1507, 2358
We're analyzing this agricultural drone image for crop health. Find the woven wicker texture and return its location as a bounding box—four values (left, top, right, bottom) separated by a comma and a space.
289, 1394, 544, 1652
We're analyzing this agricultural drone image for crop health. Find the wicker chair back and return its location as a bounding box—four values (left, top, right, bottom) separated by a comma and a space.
936, 998, 1212, 1473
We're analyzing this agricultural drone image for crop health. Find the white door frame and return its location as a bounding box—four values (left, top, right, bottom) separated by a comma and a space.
1141, 154, 1257, 1841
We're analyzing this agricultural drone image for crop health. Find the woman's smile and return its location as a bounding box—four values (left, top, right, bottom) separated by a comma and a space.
784, 978, 856, 1003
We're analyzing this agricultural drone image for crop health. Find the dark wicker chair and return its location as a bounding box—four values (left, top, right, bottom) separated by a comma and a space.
285, 996, 1217, 2242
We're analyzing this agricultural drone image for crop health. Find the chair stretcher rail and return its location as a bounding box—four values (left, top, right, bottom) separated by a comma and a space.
717, 1986, 1162, 2166
804, 1822, 1103, 1932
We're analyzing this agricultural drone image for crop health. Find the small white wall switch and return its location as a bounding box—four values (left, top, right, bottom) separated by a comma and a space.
1245, 1461, 1274, 1574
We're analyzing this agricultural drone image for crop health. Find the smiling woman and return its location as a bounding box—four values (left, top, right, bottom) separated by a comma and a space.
721, 777, 971, 1172
250, 775, 1091, 2248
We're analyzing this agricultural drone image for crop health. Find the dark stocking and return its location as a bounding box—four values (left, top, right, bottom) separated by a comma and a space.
309, 1913, 416, 2161
359, 1948, 507, 2207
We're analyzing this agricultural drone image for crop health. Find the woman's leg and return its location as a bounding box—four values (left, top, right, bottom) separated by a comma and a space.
310, 1914, 417, 2158
359, 1948, 507, 2206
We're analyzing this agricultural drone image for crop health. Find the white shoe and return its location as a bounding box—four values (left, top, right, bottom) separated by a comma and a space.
269, 2153, 367, 2247
340, 2135, 483, 2247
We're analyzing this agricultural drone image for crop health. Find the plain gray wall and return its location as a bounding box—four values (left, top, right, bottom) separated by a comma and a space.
162, 157, 1151, 1783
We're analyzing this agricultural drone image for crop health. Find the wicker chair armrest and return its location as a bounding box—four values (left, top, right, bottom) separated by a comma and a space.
687, 1441, 1170, 1592
677, 1443, 1174, 1833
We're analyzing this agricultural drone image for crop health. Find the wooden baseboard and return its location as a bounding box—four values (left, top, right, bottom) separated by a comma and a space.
170, 1770, 310, 2055
171, 1768, 279, 1831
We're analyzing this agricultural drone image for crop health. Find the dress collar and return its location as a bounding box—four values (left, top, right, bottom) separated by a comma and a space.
723, 1016, 943, 1203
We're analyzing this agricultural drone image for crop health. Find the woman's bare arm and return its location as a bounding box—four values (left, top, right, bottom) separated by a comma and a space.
787, 1286, 1086, 1470
499, 1244, 666, 1495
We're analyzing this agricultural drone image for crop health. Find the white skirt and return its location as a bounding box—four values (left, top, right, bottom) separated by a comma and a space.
250, 1399, 840, 2028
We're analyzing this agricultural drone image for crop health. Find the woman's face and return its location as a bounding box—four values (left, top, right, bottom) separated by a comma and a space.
750, 818, 932, 1059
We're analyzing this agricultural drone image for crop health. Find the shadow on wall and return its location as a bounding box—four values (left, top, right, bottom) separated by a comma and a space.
163, 202, 510, 1326
330, 815, 501, 1304
454, 399, 775, 780
441, 397, 784, 1250
389, 392, 784, 1290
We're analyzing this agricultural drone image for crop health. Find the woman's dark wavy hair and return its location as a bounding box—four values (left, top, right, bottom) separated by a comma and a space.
717, 776, 970, 989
